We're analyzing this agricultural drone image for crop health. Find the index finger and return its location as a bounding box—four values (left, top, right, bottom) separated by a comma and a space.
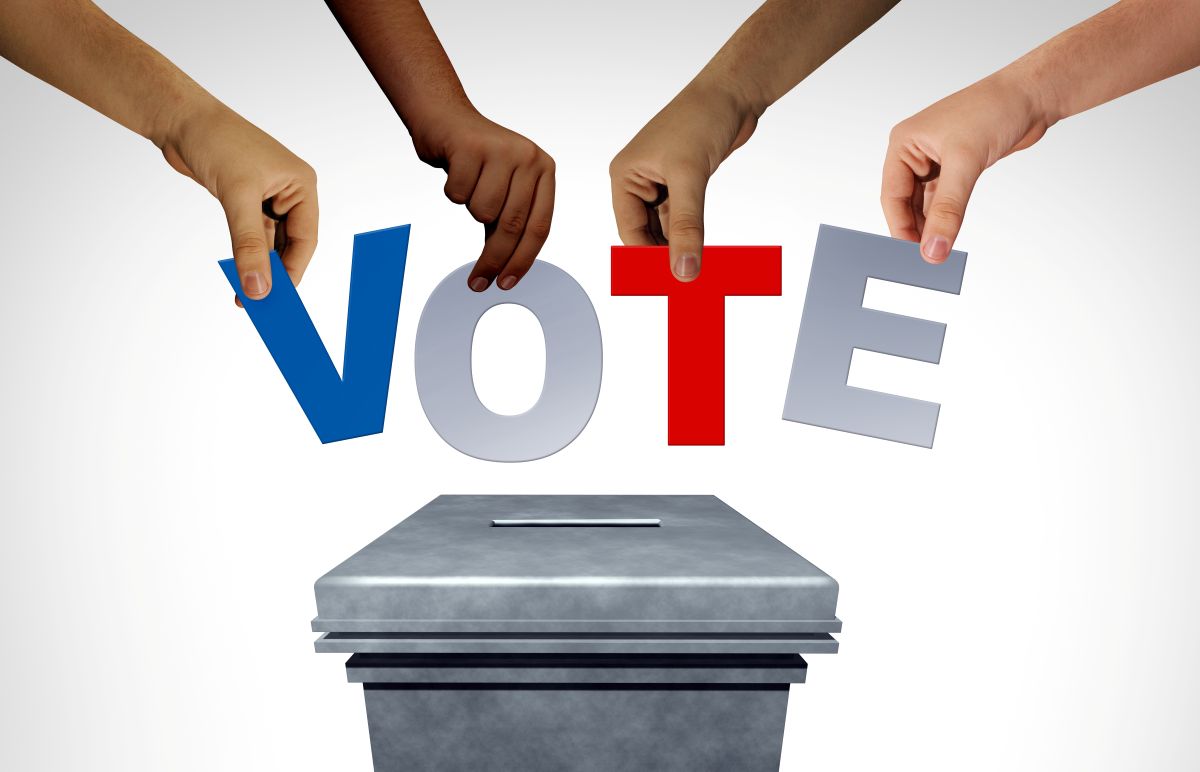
881, 150, 922, 242
496, 170, 555, 289
278, 194, 318, 287
611, 182, 655, 246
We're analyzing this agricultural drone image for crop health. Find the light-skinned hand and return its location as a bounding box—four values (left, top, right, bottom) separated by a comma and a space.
0, 0, 318, 303
881, 73, 1049, 263
610, 77, 758, 282
883, 0, 1200, 263
162, 104, 318, 301
608, 0, 898, 281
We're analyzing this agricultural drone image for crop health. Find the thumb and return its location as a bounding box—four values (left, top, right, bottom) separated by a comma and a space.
665, 168, 708, 282
921, 153, 981, 264
223, 187, 273, 300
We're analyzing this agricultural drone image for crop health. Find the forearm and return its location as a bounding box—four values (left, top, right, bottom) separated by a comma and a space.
1010, 0, 1200, 125
0, 0, 217, 146
325, 0, 472, 131
693, 0, 898, 116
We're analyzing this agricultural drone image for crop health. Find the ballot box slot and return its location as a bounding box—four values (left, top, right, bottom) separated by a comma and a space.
491, 518, 661, 527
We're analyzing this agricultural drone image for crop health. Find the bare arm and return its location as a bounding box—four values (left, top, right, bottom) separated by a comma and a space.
0, 0, 200, 144
610, 0, 899, 281
703, 0, 900, 118
324, 0, 469, 132
1028, 0, 1200, 123
326, 0, 554, 291
0, 0, 318, 301
883, 0, 1200, 263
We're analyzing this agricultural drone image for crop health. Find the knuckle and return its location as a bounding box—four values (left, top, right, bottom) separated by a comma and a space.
927, 200, 964, 224
670, 215, 703, 237
500, 211, 527, 236
526, 218, 552, 241
513, 139, 540, 164
233, 233, 269, 260
444, 186, 469, 204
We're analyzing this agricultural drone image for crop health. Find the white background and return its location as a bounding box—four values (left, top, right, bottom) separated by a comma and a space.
2, 1, 1198, 769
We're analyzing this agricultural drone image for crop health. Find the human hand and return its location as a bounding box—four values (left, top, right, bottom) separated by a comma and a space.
610, 78, 759, 282
882, 71, 1052, 263
410, 106, 554, 291
160, 101, 318, 300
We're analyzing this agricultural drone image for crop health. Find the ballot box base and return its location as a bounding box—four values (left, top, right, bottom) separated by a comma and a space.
349, 653, 803, 772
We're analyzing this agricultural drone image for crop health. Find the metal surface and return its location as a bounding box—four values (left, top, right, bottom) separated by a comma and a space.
313, 494, 839, 772
362, 683, 790, 772
344, 653, 808, 685
316, 632, 838, 655
313, 495, 839, 636
313, 617, 843, 634
491, 517, 662, 527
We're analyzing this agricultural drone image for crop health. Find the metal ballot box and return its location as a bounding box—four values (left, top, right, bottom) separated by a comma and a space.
313, 495, 841, 772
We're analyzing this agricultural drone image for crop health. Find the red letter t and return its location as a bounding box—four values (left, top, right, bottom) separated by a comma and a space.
611, 246, 782, 445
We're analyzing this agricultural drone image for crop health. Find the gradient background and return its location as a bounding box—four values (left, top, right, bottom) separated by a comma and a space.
2, 0, 1198, 769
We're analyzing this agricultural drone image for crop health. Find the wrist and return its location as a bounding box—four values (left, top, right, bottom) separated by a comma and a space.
150, 82, 223, 151
688, 67, 767, 122
696, 48, 777, 119
995, 56, 1064, 130
406, 99, 482, 158
395, 84, 476, 135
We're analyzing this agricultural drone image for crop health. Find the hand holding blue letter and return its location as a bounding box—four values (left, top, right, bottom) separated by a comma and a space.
219, 225, 410, 443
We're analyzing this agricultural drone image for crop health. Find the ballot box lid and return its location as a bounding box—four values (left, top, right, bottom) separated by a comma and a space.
312, 495, 839, 635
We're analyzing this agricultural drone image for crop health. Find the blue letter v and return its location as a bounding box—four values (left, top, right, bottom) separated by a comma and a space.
219, 225, 409, 443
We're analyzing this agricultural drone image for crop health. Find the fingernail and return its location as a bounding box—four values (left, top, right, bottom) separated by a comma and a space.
922, 236, 950, 263
498, 276, 517, 291
242, 271, 268, 298
470, 276, 490, 292
675, 253, 699, 280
